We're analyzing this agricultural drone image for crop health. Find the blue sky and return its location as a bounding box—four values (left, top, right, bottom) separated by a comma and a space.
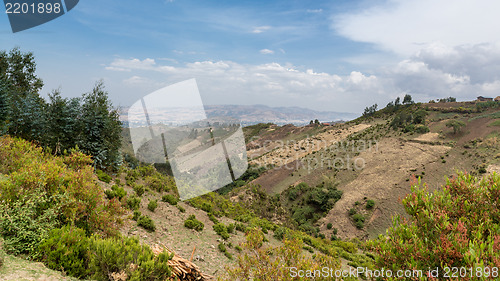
2, 0, 500, 114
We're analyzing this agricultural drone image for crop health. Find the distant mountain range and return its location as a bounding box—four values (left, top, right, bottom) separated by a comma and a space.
204, 104, 358, 126
120, 104, 359, 127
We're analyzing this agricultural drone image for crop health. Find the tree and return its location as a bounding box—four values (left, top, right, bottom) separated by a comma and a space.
363, 103, 378, 117
446, 120, 466, 134
314, 119, 320, 125
395, 97, 401, 106
45, 91, 82, 154
78, 81, 122, 170
0, 47, 43, 97
402, 94, 414, 105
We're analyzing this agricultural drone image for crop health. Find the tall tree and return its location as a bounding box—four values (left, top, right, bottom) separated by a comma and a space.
78, 81, 122, 170
0, 47, 43, 96
45, 90, 82, 154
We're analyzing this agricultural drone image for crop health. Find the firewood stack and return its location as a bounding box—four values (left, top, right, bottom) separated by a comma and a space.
152, 243, 214, 281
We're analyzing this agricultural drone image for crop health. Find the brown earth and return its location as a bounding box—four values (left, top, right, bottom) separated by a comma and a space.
318, 137, 451, 240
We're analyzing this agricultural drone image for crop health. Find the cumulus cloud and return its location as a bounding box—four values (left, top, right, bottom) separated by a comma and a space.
252, 26, 271, 34
330, 1, 500, 102
384, 42, 500, 101
105, 58, 387, 112
259, 49, 274, 55
333, 0, 500, 56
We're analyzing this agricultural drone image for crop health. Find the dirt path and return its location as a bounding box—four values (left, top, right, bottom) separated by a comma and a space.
249, 124, 371, 168
320, 138, 451, 239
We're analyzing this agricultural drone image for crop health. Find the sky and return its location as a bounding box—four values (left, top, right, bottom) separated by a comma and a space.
2, 0, 500, 115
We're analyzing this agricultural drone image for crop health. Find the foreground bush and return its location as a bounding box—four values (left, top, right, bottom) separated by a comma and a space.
367, 173, 500, 280
223, 228, 340, 280
0, 137, 124, 257
39, 225, 172, 280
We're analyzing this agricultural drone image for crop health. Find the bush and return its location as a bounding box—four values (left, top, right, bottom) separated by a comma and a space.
0, 137, 124, 245
148, 199, 158, 212
415, 125, 430, 134
137, 215, 156, 232
327, 223, 333, 229
366, 200, 375, 209
39, 226, 172, 280
218, 242, 226, 252
213, 223, 230, 240
162, 194, 179, 205
348, 208, 357, 216
0, 192, 60, 258
208, 213, 219, 224
132, 210, 141, 221
126, 196, 141, 211
96, 169, 112, 183
176, 205, 186, 213
133, 184, 145, 197
184, 215, 204, 232
89, 235, 171, 280
38, 225, 90, 279
227, 223, 236, 234
104, 185, 127, 200
223, 228, 340, 280
367, 173, 500, 274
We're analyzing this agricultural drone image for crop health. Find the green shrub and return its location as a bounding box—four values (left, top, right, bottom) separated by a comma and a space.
176, 205, 186, 213
348, 208, 357, 216
126, 196, 141, 211
366, 200, 375, 209
137, 215, 156, 232
235, 245, 242, 252
208, 213, 219, 224
133, 184, 145, 197
38, 225, 89, 279
227, 223, 235, 234
354, 220, 364, 229
0, 137, 124, 246
327, 223, 333, 229
0, 193, 59, 258
184, 215, 204, 231
235, 223, 247, 233
367, 173, 500, 273
96, 169, 112, 183
201, 202, 213, 212
89, 236, 171, 280
218, 242, 226, 252
104, 185, 127, 200
148, 199, 158, 212
213, 223, 230, 240
132, 210, 141, 221
145, 174, 174, 192
162, 194, 179, 205
224, 251, 233, 260
415, 125, 430, 134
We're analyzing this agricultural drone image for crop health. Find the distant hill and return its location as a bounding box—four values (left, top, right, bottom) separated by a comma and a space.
204, 104, 358, 126
120, 104, 358, 127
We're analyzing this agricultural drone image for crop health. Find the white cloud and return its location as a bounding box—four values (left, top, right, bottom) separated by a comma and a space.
252, 26, 271, 34
105, 58, 387, 112
333, 0, 500, 56
124, 76, 155, 85
259, 49, 274, 55
105, 58, 157, 71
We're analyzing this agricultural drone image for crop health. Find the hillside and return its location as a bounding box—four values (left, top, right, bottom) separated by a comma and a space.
1, 99, 499, 280
238, 100, 500, 241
